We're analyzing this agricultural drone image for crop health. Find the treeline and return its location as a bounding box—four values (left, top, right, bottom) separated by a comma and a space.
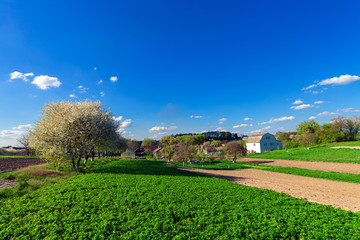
173, 131, 242, 141
277, 116, 360, 148
158, 135, 246, 167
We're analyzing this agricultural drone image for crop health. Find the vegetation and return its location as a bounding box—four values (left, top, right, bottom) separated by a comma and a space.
277, 116, 360, 149
247, 142, 360, 163
141, 138, 157, 147
2, 159, 360, 239
29, 101, 126, 170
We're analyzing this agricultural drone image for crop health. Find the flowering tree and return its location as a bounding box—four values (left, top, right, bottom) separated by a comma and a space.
29, 101, 124, 170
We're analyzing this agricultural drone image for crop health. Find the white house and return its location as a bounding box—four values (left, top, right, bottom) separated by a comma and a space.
246, 133, 283, 153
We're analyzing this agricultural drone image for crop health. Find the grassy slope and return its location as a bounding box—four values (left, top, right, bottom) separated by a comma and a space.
247, 141, 360, 163
1, 159, 360, 239
172, 161, 360, 185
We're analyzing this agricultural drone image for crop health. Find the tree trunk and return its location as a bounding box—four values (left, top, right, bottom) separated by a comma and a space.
72, 158, 77, 171
84, 154, 89, 165
98, 151, 101, 159
91, 149, 95, 161
183, 161, 185, 167
76, 155, 81, 171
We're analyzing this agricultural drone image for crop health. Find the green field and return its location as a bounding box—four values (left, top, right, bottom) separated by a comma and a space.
247, 141, 360, 163
1, 159, 360, 239
0, 155, 38, 159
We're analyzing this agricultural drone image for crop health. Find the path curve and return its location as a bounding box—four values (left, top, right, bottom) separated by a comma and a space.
182, 168, 360, 212
239, 158, 360, 174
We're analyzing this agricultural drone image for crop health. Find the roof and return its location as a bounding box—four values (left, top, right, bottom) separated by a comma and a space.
246, 133, 268, 143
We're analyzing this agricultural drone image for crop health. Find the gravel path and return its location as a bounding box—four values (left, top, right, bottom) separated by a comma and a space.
239, 158, 360, 174
331, 146, 360, 149
183, 168, 360, 212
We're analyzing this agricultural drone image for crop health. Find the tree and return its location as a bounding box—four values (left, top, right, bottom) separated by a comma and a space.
173, 142, 193, 166
17, 131, 32, 156
210, 139, 222, 147
296, 120, 320, 134
224, 141, 246, 168
141, 138, 157, 147
127, 140, 140, 151
159, 136, 179, 162
29, 101, 121, 171
196, 141, 212, 167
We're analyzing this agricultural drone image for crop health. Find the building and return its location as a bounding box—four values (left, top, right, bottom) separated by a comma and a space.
246, 133, 283, 153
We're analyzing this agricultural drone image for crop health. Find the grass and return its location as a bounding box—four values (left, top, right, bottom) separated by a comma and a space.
0, 157, 114, 199
171, 160, 360, 185
1, 159, 360, 238
247, 141, 360, 163
0, 155, 38, 158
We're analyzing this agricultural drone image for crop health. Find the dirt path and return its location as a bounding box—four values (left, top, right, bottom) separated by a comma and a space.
183, 168, 360, 212
331, 146, 360, 149
239, 158, 360, 174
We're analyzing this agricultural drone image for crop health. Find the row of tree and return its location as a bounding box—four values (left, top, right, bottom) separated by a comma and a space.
159, 135, 246, 167
277, 116, 360, 148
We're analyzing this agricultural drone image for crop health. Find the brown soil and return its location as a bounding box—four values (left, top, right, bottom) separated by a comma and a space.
0, 178, 17, 190
239, 158, 360, 174
331, 146, 360, 149
0, 158, 46, 174
182, 168, 360, 212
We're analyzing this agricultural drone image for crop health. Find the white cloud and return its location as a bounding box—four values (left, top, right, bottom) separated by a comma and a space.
247, 126, 271, 134
337, 108, 360, 113
12, 124, 31, 130
215, 127, 227, 132
190, 115, 203, 119
0, 130, 24, 138
113, 116, 123, 122
9, 71, 34, 82
290, 104, 316, 110
259, 116, 295, 125
100, 91, 105, 97
309, 116, 317, 120
110, 76, 118, 82
31, 75, 61, 90
120, 119, 132, 128
78, 85, 88, 93
314, 101, 324, 104
233, 124, 253, 128
218, 118, 227, 124
94, 67, 97, 70
149, 126, 178, 132
69, 94, 76, 98
292, 100, 304, 105
317, 111, 339, 117
244, 117, 253, 121
303, 75, 360, 91
98, 80, 103, 84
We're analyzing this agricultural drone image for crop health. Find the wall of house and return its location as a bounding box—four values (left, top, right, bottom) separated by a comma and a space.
259, 133, 281, 152
246, 142, 261, 153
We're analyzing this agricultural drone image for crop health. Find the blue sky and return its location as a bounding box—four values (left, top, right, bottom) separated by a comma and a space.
1, 0, 360, 146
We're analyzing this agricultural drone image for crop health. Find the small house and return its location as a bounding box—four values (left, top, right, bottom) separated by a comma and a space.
246, 133, 283, 153
121, 151, 136, 159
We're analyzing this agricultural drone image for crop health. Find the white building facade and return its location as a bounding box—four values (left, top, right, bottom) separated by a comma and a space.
246, 133, 283, 153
